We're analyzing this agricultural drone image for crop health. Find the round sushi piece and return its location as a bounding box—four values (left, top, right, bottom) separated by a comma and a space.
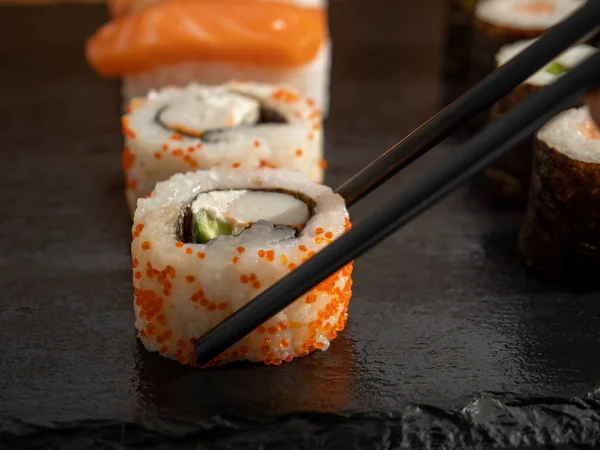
442, 0, 479, 103
122, 81, 325, 214
471, 0, 585, 85
519, 106, 600, 278
131, 169, 353, 366
86, 0, 331, 114
483, 40, 596, 204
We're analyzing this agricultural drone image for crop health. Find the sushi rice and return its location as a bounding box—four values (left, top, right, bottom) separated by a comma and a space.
131, 169, 353, 366
536, 106, 600, 162
121, 42, 331, 114
495, 39, 596, 87
122, 81, 325, 214
476, 0, 585, 30
471, 0, 586, 88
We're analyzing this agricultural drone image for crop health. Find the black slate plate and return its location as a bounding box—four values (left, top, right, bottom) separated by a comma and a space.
1, 1, 600, 448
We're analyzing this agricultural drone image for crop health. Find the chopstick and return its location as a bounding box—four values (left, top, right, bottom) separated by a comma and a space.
336, 0, 600, 207
194, 49, 600, 366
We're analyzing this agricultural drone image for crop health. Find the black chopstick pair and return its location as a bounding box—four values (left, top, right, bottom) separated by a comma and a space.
194, 1, 600, 366
337, 1, 600, 207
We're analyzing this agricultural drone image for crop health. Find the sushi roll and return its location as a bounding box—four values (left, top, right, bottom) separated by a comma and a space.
483, 40, 596, 204
519, 106, 600, 278
108, 0, 326, 17
442, 0, 479, 103
86, 0, 331, 114
122, 82, 325, 214
131, 168, 353, 366
472, 0, 585, 85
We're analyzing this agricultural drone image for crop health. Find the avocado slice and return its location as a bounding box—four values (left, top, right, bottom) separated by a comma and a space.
545, 61, 570, 76
193, 209, 233, 244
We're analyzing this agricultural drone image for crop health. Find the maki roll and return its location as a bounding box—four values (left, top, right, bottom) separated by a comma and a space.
131, 169, 353, 366
85, 0, 331, 113
472, 0, 585, 84
483, 40, 596, 204
492, 40, 596, 117
108, 0, 326, 17
122, 82, 324, 214
442, 0, 478, 103
519, 106, 600, 278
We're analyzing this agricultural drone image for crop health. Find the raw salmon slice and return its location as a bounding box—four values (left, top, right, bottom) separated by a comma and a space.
86, 0, 326, 77
514, 1, 556, 14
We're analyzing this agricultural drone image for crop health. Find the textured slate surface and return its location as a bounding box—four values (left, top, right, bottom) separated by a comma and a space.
1, 1, 600, 449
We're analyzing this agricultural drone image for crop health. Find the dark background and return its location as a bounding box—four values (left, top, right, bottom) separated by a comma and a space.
1, 0, 600, 448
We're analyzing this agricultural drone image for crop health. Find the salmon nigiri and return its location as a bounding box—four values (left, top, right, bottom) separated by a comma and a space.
86, 0, 331, 111
87, 0, 326, 76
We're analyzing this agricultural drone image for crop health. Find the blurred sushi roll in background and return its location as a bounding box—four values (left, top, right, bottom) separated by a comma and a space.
85, 0, 331, 114
462, 0, 586, 136
442, 0, 478, 104
483, 39, 596, 204
471, 0, 585, 85
107, 0, 327, 17
519, 106, 600, 279
122, 82, 325, 214
131, 169, 353, 366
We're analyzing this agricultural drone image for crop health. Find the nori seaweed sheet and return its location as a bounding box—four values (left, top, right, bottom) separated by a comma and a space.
468, 19, 544, 135
519, 135, 600, 279
483, 82, 541, 206
484, 82, 585, 206
442, 0, 478, 104
178, 188, 318, 243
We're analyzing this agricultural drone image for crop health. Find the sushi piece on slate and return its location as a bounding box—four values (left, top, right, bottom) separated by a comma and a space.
442, 0, 479, 103
467, 0, 585, 136
471, 0, 585, 86
131, 168, 353, 366
122, 82, 325, 214
519, 106, 600, 278
108, 0, 327, 17
86, 0, 331, 113
483, 39, 596, 204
